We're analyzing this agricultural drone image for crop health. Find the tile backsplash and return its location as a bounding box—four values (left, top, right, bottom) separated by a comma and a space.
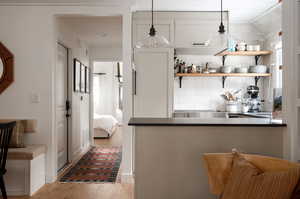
174, 55, 267, 111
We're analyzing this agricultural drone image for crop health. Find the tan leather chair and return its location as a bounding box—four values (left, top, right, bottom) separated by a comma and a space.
202, 153, 300, 196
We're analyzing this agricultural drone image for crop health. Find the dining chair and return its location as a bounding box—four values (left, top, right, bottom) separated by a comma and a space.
0, 122, 15, 199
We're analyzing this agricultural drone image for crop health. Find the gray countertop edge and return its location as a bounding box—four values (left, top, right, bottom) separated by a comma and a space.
128, 118, 287, 127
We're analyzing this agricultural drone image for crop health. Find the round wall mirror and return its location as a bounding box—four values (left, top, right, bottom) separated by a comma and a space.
0, 58, 4, 81
0, 42, 14, 94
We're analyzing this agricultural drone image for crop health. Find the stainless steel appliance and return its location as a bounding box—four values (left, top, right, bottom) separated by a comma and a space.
246, 85, 262, 113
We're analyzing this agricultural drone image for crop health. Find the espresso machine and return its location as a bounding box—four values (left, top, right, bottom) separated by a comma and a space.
246, 85, 262, 113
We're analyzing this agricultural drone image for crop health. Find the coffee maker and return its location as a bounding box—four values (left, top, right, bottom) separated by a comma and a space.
246, 85, 262, 113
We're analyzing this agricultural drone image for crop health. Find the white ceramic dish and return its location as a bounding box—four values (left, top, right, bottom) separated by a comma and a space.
220, 66, 232, 74
208, 68, 218, 73
235, 67, 248, 73
247, 45, 255, 51
253, 45, 261, 51
249, 65, 267, 73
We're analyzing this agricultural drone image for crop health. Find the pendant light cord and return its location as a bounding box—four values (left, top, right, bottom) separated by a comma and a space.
152, 0, 154, 26
221, 0, 223, 24
149, 0, 156, 36
218, 0, 225, 33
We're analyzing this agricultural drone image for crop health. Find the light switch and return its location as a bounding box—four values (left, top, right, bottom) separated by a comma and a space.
30, 93, 40, 103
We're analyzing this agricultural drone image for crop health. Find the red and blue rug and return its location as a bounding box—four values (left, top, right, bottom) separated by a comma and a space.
60, 147, 122, 183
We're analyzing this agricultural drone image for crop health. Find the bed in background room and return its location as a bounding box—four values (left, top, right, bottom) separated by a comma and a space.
93, 113, 118, 138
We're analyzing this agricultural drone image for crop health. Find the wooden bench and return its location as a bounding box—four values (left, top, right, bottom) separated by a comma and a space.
5, 145, 46, 196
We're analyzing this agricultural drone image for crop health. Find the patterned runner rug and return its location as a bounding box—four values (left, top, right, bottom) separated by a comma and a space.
60, 146, 122, 183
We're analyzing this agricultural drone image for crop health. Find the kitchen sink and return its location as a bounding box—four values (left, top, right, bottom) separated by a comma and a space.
173, 111, 228, 118
173, 110, 272, 119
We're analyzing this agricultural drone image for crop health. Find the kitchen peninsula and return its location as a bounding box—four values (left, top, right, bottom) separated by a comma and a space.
129, 117, 286, 199
131, 7, 285, 199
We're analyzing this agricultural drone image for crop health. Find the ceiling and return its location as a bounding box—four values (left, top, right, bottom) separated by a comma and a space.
56, 0, 280, 48
252, 4, 282, 35
134, 0, 279, 22
0, 0, 122, 4
0, 0, 279, 22
59, 16, 122, 48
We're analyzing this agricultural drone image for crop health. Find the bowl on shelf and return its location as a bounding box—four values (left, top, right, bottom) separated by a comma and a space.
247, 45, 261, 51
235, 67, 248, 73
249, 65, 267, 73
220, 66, 233, 74
208, 68, 218, 73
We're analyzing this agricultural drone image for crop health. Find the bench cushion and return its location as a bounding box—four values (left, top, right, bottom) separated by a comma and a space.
7, 145, 46, 160
221, 154, 300, 199
0, 120, 37, 148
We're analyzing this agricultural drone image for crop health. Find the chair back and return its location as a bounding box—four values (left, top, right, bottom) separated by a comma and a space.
0, 122, 15, 172
202, 153, 300, 196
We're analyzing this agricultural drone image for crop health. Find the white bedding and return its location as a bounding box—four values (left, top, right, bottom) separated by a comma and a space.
93, 114, 118, 138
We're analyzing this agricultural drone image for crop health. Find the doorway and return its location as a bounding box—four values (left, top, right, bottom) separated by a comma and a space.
56, 43, 69, 171
93, 61, 123, 147
55, 15, 124, 183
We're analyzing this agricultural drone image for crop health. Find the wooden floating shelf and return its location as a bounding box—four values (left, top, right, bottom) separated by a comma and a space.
215, 50, 272, 57
176, 73, 271, 88
176, 73, 271, 77
215, 49, 273, 66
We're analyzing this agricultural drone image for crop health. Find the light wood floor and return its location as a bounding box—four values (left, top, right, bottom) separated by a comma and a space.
94, 127, 122, 147
8, 183, 133, 199
8, 127, 133, 199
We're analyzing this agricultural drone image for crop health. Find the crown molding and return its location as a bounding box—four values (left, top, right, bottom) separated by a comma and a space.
0, 2, 122, 7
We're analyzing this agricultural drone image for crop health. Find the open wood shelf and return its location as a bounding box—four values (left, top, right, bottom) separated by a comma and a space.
215, 49, 273, 66
176, 73, 271, 77
215, 50, 272, 57
176, 73, 271, 88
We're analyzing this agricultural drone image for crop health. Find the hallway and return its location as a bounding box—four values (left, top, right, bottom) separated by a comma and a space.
94, 127, 122, 147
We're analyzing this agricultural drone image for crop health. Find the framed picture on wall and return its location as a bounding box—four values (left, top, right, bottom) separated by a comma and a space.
73, 59, 81, 92
80, 64, 86, 93
85, 67, 90, 93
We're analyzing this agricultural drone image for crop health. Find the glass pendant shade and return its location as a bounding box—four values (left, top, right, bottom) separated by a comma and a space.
135, 0, 170, 48
135, 34, 170, 48
207, 32, 228, 48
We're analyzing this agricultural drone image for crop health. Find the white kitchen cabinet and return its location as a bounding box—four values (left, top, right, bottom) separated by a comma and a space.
175, 20, 225, 48
132, 20, 174, 47
133, 48, 174, 117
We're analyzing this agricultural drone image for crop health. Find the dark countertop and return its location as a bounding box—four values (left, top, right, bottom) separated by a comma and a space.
128, 118, 287, 127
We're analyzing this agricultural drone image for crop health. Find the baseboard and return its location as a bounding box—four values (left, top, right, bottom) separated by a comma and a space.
121, 172, 134, 184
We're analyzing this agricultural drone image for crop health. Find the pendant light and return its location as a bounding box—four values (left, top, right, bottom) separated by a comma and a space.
218, 0, 225, 34
135, 0, 170, 48
207, 0, 228, 48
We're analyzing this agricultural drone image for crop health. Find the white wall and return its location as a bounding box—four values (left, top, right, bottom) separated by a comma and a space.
0, 6, 57, 183
0, 4, 133, 183
90, 47, 122, 61
56, 18, 90, 160
174, 23, 266, 111
93, 62, 120, 121
252, 4, 282, 112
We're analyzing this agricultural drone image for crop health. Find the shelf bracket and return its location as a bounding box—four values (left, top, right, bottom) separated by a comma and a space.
179, 76, 183, 88
222, 76, 227, 88
255, 55, 261, 65
254, 76, 261, 86
222, 55, 227, 66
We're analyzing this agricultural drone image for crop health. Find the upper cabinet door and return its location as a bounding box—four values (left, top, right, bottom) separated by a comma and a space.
175, 20, 221, 48
133, 20, 174, 47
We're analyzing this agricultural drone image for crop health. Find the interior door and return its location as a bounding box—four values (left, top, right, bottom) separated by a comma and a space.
56, 43, 69, 171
